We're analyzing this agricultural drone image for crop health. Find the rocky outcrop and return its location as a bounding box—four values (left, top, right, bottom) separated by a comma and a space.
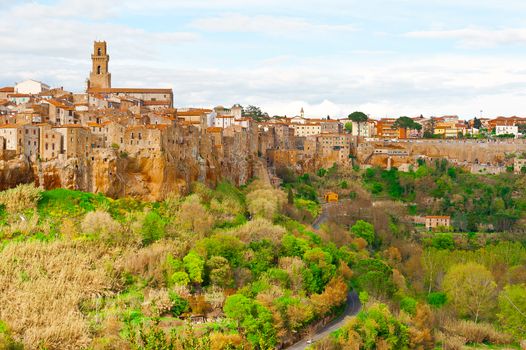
19, 127, 260, 201
0, 157, 35, 190
358, 140, 526, 168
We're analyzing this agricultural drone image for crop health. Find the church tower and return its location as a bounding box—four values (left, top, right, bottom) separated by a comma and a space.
88, 41, 111, 89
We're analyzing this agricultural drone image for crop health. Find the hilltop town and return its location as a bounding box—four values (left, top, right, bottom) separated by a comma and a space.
1, 41, 526, 199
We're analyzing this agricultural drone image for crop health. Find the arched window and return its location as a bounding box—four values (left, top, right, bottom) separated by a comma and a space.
97, 65, 101, 74
97, 48, 102, 55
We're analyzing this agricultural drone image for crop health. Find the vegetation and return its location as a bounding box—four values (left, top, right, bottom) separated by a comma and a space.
0, 181, 351, 349
1, 161, 526, 349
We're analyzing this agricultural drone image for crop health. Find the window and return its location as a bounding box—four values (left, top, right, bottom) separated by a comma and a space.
97, 65, 101, 74
97, 48, 101, 55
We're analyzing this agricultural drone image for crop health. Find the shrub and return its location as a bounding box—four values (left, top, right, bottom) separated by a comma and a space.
81, 210, 120, 238
168, 292, 189, 317
443, 319, 513, 345
0, 240, 115, 349
141, 211, 165, 246
0, 183, 42, 214
400, 297, 417, 315
427, 292, 447, 308
229, 218, 286, 244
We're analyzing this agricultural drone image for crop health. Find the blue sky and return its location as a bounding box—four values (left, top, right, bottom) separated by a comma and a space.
2, 0, 526, 119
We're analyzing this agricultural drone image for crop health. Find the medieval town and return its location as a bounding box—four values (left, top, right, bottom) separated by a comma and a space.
1, 41, 526, 201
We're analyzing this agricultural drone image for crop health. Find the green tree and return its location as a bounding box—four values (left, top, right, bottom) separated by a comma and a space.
141, 211, 165, 246
351, 220, 375, 245
183, 251, 205, 285
473, 117, 482, 129
344, 122, 353, 133
498, 284, 526, 339
243, 105, 267, 122
392, 116, 422, 136
224, 294, 276, 348
206, 256, 233, 288
348, 111, 368, 140
442, 262, 497, 322
287, 187, 294, 205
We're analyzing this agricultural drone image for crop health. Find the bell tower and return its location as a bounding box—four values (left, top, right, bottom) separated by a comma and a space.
88, 41, 111, 89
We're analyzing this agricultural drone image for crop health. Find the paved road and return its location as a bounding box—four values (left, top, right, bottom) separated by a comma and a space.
285, 291, 361, 350
284, 202, 362, 350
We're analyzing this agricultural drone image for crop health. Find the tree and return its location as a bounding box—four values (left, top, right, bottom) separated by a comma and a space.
206, 256, 233, 288
442, 262, 497, 322
348, 111, 368, 140
141, 211, 165, 245
344, 122, 353, 133
350, 220, 375, 246
176, 194, 214, 237
287, 187, 294, 205
473, 117, 482, 129
392, 116, 422, 138
498, 284, 526, 339
223, 294, 276, 348
243, 105, 268, 122
183, 251, 205, 285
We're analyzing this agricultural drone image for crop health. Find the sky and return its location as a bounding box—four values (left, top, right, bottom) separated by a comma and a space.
2, 0, 526, 119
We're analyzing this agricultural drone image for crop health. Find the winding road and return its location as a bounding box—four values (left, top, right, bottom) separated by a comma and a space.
285, 203, 362, 349
286, 292, 361, 350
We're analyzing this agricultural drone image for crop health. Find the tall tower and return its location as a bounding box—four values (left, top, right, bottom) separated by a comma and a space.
88, 41, 111, 89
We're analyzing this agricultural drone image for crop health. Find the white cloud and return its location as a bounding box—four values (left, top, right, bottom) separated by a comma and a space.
192, 14, 356, 36
406, 27, 526, 48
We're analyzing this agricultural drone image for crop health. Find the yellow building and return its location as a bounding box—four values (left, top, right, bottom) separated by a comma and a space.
325, 192, 339, 203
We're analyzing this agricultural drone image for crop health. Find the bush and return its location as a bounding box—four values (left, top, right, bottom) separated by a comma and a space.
443, 319, 513, 345
0, 183, 42, 214
80, 210, 120, 238
141, 211, 165, 246
400, 297, 417, 315
427, 292, 447, 308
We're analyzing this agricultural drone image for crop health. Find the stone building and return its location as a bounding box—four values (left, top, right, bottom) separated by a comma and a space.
320, 120, 342, 134
86, 41, 173, 109
88, 41, 111, 89
39, 124, 63, 161
54, 125, 91, 159
425, 216, 451, 230
0, 124, 39, 158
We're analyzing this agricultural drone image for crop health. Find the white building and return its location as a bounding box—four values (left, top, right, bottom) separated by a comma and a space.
214, 116, 234, 128
15, 80, 50, 95
292, 122, 321, 137
496, 125, 519, 137
351, 120, 376, 138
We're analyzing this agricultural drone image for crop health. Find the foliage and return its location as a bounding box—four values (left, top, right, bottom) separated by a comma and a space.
497, 284, 526, 339
334, 303, 409, 349
350, 220, 375, 245
223, 294, 276, 348
183, 251, 205, 285
0, 183, 42, 215
442, 262, 497, 322
141, 211, 165, 246
427, 292, 447, 308
392, 116, 422, 131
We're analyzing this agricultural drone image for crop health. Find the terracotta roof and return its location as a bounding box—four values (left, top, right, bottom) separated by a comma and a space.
143, 100, 172, 106
425, 216, 451, 219
206, 127, 222, 133
53, 124, 87, 129
88, 88, 173, 94
0, 87, 14, 93
8, 94, 31, 98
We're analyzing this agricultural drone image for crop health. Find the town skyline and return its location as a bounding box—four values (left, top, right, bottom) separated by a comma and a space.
3, 0, 526, 119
